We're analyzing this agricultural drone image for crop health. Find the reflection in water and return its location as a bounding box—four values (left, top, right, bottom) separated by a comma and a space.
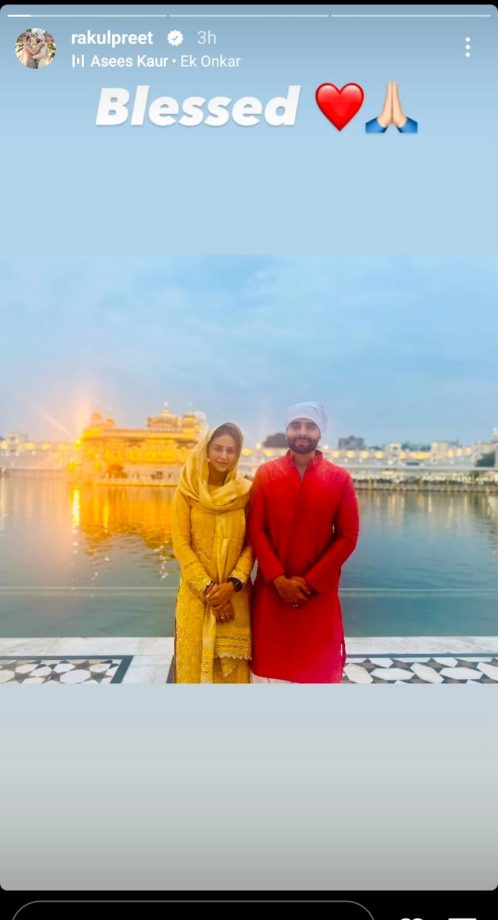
71, 488, 81, 529
73, 485, 178, 584
75, 484, 177, 577
0, 476, 497, 587
0, 478, 177, 588
357, 489, 498, 546
0, 476, 497, 636
486, 495, 498, 544
347, 489, 498, 591
0, 478, 6, 532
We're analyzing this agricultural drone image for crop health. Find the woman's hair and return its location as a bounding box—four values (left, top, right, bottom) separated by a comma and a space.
207, 422, 243, 457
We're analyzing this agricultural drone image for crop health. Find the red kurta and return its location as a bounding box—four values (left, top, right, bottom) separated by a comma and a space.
247, 450, 360, 683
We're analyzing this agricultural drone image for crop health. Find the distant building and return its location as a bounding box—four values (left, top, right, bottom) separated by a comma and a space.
338, 436, 365, 450
401, 441, 431, 452
430, 440, 459, 463
77, 403, 206, 484
4, 432, 28, 456
384, 442, 402, 459
263, 432, 288, 448
476, 450, 497, 469
0, 433, 78, 472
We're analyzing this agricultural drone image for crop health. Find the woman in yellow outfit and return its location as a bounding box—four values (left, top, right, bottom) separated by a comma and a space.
171, 422, 253, 683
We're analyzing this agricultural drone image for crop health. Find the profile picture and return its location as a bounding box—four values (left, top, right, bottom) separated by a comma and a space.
16, 28, 56, 69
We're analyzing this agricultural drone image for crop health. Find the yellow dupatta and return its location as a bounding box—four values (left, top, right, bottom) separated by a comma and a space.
176, 425, 252, 682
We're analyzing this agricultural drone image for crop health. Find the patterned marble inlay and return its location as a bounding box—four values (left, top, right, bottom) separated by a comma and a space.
0, 656, 133, 684
2, 652, 498, 685
342, 655, 498, 684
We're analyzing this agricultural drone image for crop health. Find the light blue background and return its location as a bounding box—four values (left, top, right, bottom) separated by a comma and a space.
1, 688, 498, 891
1, 4, 498, 895
1, 3, 497, 254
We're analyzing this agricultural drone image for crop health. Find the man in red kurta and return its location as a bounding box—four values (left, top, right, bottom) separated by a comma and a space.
247, 402, 360, 683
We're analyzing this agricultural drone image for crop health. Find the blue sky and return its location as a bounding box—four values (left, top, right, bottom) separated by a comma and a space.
1, 256, 497, 446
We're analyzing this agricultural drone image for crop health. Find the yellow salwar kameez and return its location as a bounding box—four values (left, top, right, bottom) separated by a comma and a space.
171, 428, 253, 683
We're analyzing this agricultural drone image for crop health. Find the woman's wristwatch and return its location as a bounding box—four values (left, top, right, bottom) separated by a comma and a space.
228, 577, 243, 592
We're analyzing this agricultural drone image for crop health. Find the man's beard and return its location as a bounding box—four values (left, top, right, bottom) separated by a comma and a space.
287, 435, 320, 454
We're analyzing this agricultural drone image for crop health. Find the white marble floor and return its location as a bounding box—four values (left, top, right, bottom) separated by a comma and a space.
1, 637, 498, 684
0, 637, 173, 684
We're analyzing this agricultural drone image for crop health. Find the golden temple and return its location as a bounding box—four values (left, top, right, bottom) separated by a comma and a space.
75, 403, 206, 485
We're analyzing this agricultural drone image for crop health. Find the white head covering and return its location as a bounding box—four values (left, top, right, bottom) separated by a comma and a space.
285, 402, 327, 435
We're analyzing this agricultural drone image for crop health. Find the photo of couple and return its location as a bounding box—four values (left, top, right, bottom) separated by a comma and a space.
1, 255, 497, 688
15, 28, 56, 70
172, 401, 359, 684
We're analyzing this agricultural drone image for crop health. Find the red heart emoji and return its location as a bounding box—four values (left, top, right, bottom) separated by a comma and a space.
315, 83, 365, 131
